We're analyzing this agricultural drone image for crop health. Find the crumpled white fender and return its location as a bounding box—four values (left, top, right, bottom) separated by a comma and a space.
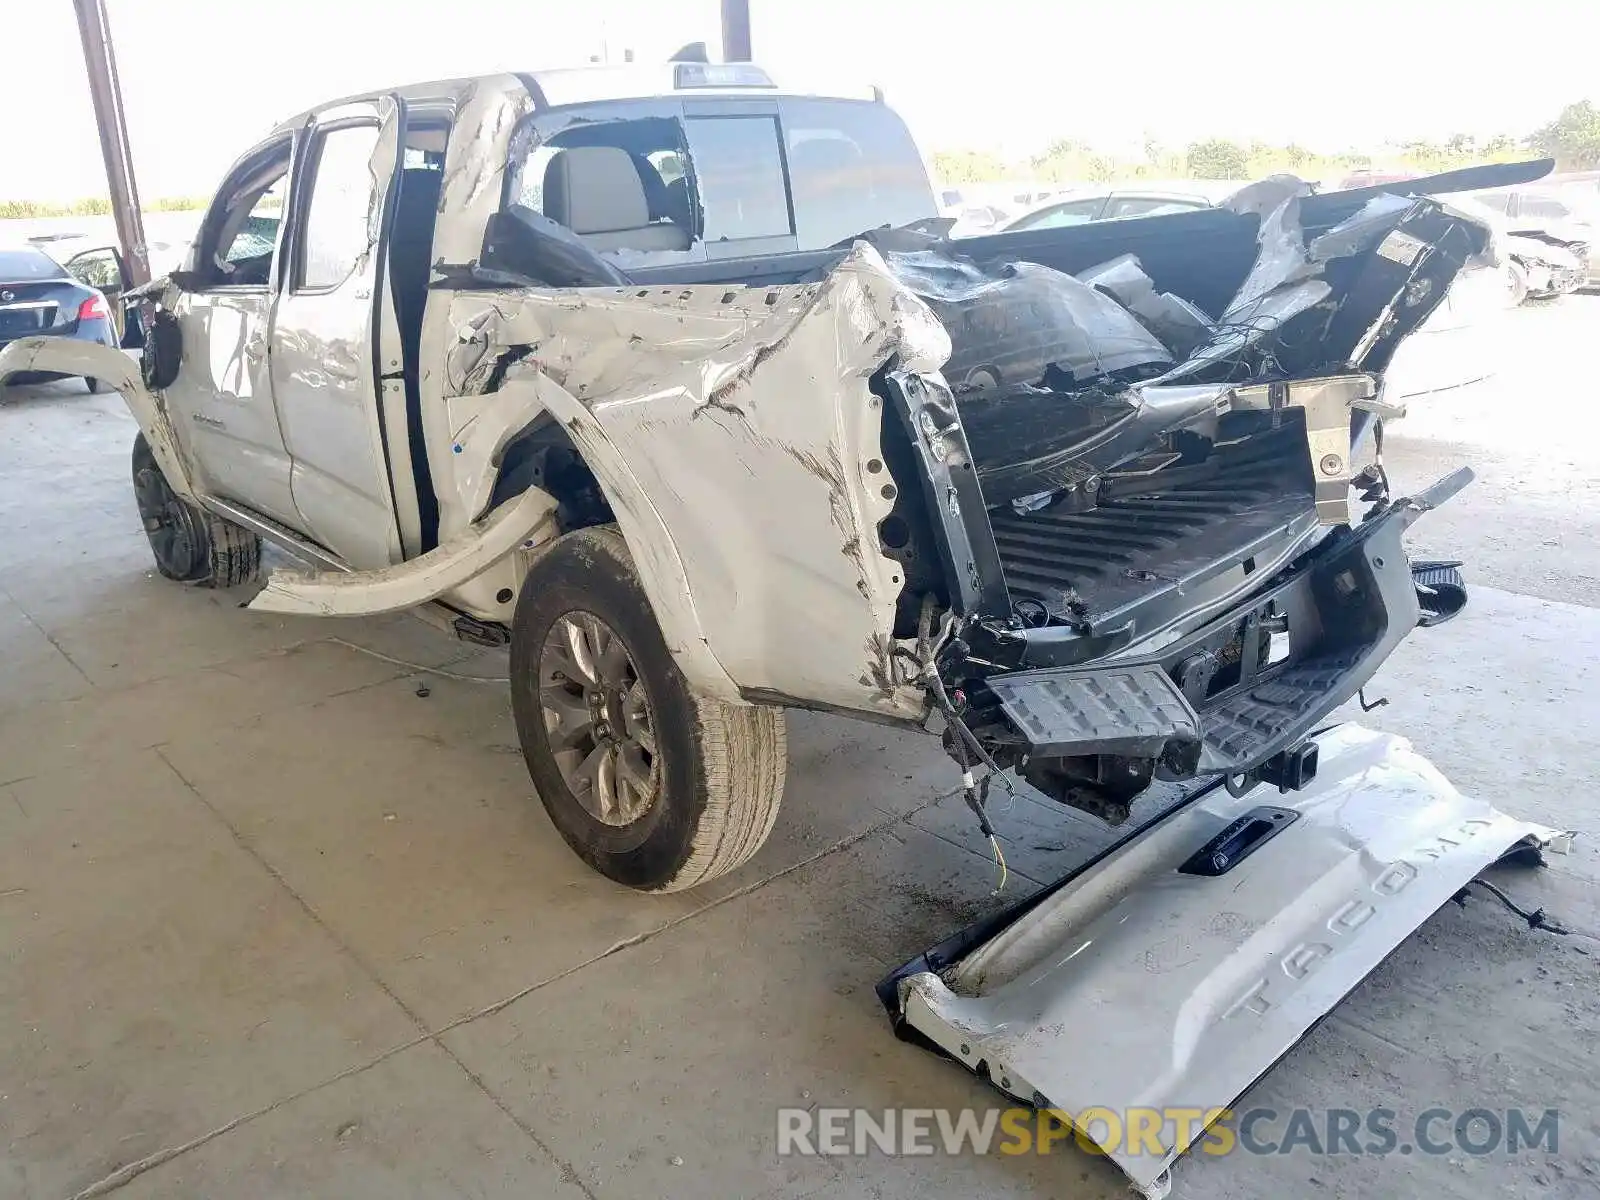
429, 242, 951, 718
0, 337, 200, 500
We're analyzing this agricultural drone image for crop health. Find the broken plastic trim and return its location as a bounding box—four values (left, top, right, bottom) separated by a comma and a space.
878, 369, 1009, 621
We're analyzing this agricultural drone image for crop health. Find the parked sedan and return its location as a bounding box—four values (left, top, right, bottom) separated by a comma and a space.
1001, 189, 1216, 231
1469, 185, 1597, 286
0, 245, 119, 392
1445, 195, 1585, 303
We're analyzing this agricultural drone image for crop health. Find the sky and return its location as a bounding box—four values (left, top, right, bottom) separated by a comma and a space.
6, 0, 1596, 202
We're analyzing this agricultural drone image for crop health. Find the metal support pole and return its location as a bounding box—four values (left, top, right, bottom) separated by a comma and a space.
72, 0, 150, 286
720, 0, 752, 62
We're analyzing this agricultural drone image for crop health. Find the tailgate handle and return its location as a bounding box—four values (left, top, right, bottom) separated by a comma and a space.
1178, 806, 1299, 876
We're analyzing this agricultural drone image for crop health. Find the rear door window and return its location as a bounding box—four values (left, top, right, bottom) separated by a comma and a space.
196, 138, 292, 288
682, 115, 792, 243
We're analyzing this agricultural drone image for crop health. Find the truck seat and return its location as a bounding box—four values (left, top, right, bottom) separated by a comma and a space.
542, 146, 691, 254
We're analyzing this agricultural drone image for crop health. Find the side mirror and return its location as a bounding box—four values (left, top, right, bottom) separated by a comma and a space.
63, 245, 129, 295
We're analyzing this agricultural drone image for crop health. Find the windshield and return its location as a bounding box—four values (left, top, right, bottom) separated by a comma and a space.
0, 248, 65, 282
1534, 187, 1600, 223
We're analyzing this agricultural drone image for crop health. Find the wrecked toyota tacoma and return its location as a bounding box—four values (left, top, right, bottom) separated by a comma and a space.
0, 64, 1544, 893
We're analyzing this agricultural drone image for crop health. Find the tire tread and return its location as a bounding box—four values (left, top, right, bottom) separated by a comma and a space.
513, 525, 787, 892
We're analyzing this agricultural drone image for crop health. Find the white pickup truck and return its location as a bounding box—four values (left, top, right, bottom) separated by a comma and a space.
0, 60, 1531, 895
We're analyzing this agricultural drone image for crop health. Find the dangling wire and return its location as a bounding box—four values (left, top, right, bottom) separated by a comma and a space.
988, 833, 1009, 893
900, 601, 1014, 891
1464, 879, 1573, 936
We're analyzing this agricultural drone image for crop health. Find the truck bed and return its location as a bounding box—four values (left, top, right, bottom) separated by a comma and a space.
988, 427, 1315, 631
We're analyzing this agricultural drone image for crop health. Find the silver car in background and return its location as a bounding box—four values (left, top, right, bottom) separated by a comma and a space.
1469, 184, 1598, 288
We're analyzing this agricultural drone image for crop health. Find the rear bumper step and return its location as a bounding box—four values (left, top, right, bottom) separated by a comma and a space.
880, 725, 1571, 1200
986, 484, 1467, 777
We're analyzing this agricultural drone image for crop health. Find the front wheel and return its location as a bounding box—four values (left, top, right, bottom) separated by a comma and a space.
509, 526, 786, 892
132, 433, 262, 587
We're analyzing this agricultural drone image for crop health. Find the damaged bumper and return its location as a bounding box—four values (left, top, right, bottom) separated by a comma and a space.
880, 724, 1571, 1199
977, 467, 1473, 797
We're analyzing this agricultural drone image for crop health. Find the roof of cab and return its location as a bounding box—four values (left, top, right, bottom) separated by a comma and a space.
523, 61, 874, 107
271, 63, 877, 133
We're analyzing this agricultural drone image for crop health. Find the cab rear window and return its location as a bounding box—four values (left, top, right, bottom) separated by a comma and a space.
503, 96, 935, 262
779, 97, 935, 248
683, 115, 792, 242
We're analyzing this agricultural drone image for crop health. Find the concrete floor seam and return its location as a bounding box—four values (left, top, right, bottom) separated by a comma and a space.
70, 749, 951, 1198
425, 788, 955, 1038
904, 813, 1058, 888
145, 747, 602, 1198
4, 587, 95, 689
64, 1038, 427, 1200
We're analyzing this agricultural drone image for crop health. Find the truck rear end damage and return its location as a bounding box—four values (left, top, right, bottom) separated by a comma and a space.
867, 178, 1492, 828
855, 175, 1572, 1199
419, 166, 1494, 819
231, 151, 1518, 902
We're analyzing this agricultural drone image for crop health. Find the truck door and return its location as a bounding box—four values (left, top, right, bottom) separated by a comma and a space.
159, 137, 299, 528
270, 98, 405, 570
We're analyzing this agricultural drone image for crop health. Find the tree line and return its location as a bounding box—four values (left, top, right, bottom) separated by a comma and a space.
7, 102, 1598, 216
933, 100, 1600, 185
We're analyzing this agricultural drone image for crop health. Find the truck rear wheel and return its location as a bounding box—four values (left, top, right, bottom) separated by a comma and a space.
132, 433, 261, 588
509, 526, 786, 892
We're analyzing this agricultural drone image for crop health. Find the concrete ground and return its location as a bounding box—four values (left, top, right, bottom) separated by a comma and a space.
2, 298, 1598, 1200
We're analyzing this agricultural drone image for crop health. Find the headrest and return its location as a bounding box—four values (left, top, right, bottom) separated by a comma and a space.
543, 146, 650, 234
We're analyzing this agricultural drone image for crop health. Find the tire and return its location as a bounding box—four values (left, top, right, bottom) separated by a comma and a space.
131, 433, 262, 588
84, 376, 103, 394
509, 526, 786, 892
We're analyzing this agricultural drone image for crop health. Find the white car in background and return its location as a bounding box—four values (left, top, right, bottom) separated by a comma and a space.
1444, 193, 1585, 304
1467, 185, 1597, 291
1001, 187, 1218, 231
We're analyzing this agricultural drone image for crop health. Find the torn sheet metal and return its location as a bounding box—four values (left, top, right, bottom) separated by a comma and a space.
426, 243, 948, 718
1155, 185, 1487, 385
0, 336, 200, 501
430, 76, 537, 276
1078, 254, 1213, 358
886, 724, 1570, 1200
922, 180, 1492, 514
885, 251, 1173, 390
249, 484, 559, 616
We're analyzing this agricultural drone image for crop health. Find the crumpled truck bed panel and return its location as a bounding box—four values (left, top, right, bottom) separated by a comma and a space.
436, 243, 952, 718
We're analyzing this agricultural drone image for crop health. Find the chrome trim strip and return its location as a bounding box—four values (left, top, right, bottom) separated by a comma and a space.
198, 495, 350, 574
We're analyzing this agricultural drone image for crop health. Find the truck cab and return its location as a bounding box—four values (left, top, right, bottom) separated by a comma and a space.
144, 65, 935, 583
